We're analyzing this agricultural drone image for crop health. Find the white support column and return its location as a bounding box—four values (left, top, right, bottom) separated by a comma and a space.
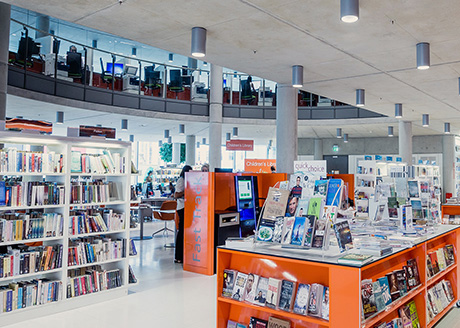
276, 84, 298, 174
442, 134, 455, 200
314, 139, 323, 160
172, 142, 181, 165
209, 64, 223, 171
186, 135, 196, 166
0, 3, 10, 121
399, 121, 413, 165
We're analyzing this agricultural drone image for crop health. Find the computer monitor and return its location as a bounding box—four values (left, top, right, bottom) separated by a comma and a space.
124, 65, 138, 76
169, 69, 182, 89
106, 62, 124, 76
234, 176, 259, 237
17, 36, 40, 62
215, 168, 233, 173
145, 66, 160, 88
181, 75, 192, 86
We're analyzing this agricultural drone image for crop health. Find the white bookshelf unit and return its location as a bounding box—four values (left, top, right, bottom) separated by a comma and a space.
0, 131, 134, 326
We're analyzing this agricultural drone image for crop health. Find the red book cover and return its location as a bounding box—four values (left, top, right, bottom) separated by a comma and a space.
429, 252, 440, 275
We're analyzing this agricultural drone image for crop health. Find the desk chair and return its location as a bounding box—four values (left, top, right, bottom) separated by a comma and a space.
99, 58, 113, 85
144, 66, 161, 89
67, 52, 82, 79
169, 69, 184, 93
152, 200, 177, 240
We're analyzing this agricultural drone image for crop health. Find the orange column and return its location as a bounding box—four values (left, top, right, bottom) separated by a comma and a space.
183, 172, 215, 275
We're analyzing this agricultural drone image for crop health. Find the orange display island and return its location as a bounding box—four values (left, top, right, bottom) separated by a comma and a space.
183, 172, 287, 276
217, 225, 460, 328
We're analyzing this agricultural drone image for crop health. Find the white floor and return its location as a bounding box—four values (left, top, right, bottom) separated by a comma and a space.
2, 220, 460, 328
3, 221, 216, 328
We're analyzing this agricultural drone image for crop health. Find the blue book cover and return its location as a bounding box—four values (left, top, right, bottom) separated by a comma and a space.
293, 283, 310, 315
377, 276, 392, 306
326, 179, 343, 207
17, 286, 23, 309
290, 217, 306, 246
314, 180, 328, 197
6, 289, 12, 312
0, 181, 5, 206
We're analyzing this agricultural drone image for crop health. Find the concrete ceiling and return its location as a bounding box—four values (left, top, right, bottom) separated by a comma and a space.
4, 0, 460, 136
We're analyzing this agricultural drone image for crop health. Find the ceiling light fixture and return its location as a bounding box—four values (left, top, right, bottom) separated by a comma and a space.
203, 61, 208, 66
340, 0, 359, 23
388, 126, 394, 137
422, 114, 429, 127
416, 42, 430, 70
336, 128, 342, 138
168, 53, 173, 62
395, 103, 403, 118
164, 129, 170, 139
232, 127, 238, 138
356, 89, 365, 107
56, 111, 64, 124
121, 119, 128, 131
191, 27, 207, 58
179, 124, 185, 135
343, 133, 349, 143
292, 65, 303, 88
445, 122, 451, 134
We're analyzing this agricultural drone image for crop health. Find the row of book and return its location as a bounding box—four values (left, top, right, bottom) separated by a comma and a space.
70, 180, 119, 204
67, 267, 122, 298
0, 245, 63, 278
228, 316, 291, 328
0, 213, 63, 241
68, 210, 125, 235
427, 244, 455, 277
427, 279, 455, 321
373, 300, 420, 328
441, 215, 460, 225
0, 181, 65, 207
71, 150, 126, 174
68, 237, 126, 267
0, 279, 63, 313
361, 258, 421, 320
0, 148, 64, 174
222, 269, 329, 320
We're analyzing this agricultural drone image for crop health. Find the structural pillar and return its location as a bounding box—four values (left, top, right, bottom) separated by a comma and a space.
35, 14, 50, 39
442, 134, 456, 199
209, 64, 223, 171
398, 121, 412, 165
172, 142, 181, 165
276, 84, 298, 174
186, 135, 196, 166
0, 3, 10, 122
314, 139, 323, 160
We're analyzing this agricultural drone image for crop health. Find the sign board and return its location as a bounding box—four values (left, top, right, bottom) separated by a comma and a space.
291, 160, 327, 198
226, 139, 254, 151
79, 125, 116, 139
244, 159, 276, 173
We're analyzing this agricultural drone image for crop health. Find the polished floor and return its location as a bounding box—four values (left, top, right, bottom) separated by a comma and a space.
2, 221, 460, 328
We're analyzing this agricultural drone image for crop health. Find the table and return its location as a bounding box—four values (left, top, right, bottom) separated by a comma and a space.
131, 197, 174, 240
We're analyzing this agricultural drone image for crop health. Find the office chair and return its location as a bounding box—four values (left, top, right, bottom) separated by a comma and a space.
144, 66, 161, 89
152, 200, 177, 247
169, 69, 184, 92
66, 52, 82, 78
15, 36, 40, 67
99, 58, 113, 85
241, 78, 256, 105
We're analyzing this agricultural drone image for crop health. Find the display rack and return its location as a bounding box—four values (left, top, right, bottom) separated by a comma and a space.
0, 131, 132, 327
216, 225, 460, 328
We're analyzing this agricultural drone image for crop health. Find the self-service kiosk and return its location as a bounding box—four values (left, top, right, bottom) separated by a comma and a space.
234, 175, 259, 237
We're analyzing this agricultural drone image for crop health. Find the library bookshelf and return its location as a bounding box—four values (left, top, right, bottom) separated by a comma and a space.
217, 225, 460, 328
0, 131, 134, 326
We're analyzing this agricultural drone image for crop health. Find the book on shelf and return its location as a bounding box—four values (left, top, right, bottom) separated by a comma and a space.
313, 180, 328, 197
0, 212, 63, 241
68, 237, 126, 266
333, 220, 353, 252
311, 213, 330, 249
265, 277, 281, 309
337, 253, 373, 265
70, 180, 121, 204
249, 317, 268, 328
253, 276, 269, 306
444, 244, 455, 266
303, 215, 316, 248
289, 217, 306, 246
373, 281, 386, 312
0, 244, 63, 278
428, 252, 440, 275
67, 266, 121, 298
325, 179, 343, 207
436, 248, 447, 271
243, 273, 259, 303
361, 279, 377, 319
0, 148, 64, 174
307, 283, 323, 317
307, 197, 324, 218
69, 210, 125, 235
262, 187, 290, 220
280, 217, 295, 245
71, 150, 126, 174
277, 280, 295, 312
293, 283, 310, 315
398, 304, 412, 328
227, 320, 247, 328
377, 276, 392, 307
407, 180, 420, 198
386, 272, 400, 302
129, 239, 137, 256
267, 316, 290, 328
0, 181, 65, 207
231, 272, 247, 302
222, 269, 237, 298
271, 217, 284, 243
128, 265, 137, 284
395, 269, 408, 297
407, 300, 421, 328
321, 286, 329, 321
256, 218, 276, 242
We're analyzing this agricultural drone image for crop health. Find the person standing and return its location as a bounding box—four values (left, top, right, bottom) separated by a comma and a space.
174, 165, 192, 263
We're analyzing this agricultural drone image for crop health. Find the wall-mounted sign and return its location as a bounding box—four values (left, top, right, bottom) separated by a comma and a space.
244, 159, 276, 173
79, 125, 116, 139
226, 139, 254, 151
